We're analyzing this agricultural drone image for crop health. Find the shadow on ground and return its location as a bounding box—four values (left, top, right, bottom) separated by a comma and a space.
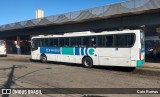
31, 60, 136, 72
32, 59, 160, 77
2, 65, 15, 97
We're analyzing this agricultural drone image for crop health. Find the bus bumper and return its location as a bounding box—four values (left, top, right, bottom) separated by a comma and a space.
136, 60, 144, 67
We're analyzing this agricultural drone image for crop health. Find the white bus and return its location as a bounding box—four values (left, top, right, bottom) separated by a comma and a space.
0, 40, 7, 56
31, 30, 145, 68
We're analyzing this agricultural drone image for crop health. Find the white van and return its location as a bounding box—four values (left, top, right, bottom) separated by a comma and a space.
0, 40, 7, 56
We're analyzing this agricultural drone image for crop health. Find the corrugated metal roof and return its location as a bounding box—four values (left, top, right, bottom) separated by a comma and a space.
0, 0, 160, 32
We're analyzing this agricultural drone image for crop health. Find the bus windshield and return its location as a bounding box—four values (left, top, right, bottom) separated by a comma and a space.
0, 40, 5, 47
31, 39, 39, 50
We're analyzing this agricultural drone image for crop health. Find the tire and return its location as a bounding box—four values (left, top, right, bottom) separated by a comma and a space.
2, 55, 7, 57
30, 59, 36, 62
82, 57, 93, 68
40, 55, 47, 63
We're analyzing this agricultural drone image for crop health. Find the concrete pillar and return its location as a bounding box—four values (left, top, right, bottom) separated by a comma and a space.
156, 27, 160, 38
16, 36, 21, 55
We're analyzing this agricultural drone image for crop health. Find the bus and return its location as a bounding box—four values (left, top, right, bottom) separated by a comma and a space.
31, 30, 145, 68
0, 40, 7, 56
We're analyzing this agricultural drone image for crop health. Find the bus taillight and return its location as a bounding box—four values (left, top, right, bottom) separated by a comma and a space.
139, 48, 142, 60
4, 42, 6, 48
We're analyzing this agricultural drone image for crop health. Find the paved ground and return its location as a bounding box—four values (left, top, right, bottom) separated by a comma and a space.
0, 55, 160, 97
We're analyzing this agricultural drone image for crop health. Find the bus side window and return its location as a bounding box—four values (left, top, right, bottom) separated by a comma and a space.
82, 36, 90, 47
49, 38, 53, 46
39, 39, 43, 47
77, 37, 81, 47
97, 36, 105, 47
116, 35, 127, 48
70, 38, 76, 47
45, 38, 49, 47
59, 38, 64, 47
42, 38, 48, 47
127, 34, 135, 47
90, 36, 96, 47
64, 38, 69, 47
105, 35, 114, 47
53, 38, 58, 47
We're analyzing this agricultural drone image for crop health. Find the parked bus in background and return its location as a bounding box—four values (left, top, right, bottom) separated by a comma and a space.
0, 40, 7, 57
31, 30, 145, 70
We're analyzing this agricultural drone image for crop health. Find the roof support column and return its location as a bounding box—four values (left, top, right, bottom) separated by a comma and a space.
156, 27, 160, 38
16, 36, 21, 55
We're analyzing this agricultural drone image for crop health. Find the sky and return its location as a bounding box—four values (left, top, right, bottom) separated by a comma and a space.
0, 0, 126, 25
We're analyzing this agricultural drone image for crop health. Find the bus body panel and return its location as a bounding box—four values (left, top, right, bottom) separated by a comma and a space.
114, 48, 131, 67
130, 47, 139, 67
75, 56, 82, 64
130, 31, 140, 67
130, 31, 145, 67
97, 48, 131, 66
31, 48, 40, 60
36, 47, 99, 64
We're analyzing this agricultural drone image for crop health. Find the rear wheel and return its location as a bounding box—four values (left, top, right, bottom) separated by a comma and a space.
40, 55, 47, 63
2, 55, 7, 57
124, 67, 136, 72
82, 57, 93, 68
128, 67, 136, 72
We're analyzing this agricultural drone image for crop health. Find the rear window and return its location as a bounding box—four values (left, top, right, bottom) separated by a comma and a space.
115, 33, 135, 48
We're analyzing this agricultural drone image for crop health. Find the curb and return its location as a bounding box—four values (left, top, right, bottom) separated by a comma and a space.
8, 54, 30, 58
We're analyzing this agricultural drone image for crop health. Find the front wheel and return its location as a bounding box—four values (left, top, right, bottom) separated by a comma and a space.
82, 57, 93, 68
40, 55, 47, 63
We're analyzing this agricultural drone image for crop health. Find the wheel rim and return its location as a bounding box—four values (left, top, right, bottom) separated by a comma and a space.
42, 56, 46, 62
84, 60, 90, 67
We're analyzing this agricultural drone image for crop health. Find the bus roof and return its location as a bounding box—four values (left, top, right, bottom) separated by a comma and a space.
32, 30, 141, 39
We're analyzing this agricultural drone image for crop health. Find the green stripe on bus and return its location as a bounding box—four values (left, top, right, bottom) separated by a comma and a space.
62, 47, 74, 55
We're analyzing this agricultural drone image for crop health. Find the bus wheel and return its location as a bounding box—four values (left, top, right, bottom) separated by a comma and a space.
40, 55, 47, 63
83, 57, 93, 68
127, 67, 136, 72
